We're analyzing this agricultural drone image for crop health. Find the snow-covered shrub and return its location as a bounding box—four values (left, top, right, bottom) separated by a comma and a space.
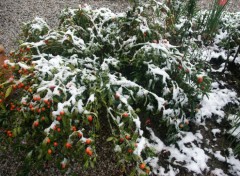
0, 0, 211, 175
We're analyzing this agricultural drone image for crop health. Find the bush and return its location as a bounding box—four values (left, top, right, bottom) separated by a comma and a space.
0, 0, 211, 175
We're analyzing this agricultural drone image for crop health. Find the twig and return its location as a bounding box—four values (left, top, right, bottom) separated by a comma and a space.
231, 45, 240, 64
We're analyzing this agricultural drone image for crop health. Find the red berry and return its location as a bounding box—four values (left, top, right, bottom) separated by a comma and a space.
33, 121, 39, 127
122, 112, 128, 118
0, 99, 2, 103
53, 142, 58, 147
61, 163, 66, 169
87, 115, 93, 122
78, 132, 82, 138
178, 65, 182, 70
65, 142, 72, 149
114, 92, 120, 99
60, 111, 65, 116
119, 138, 124, 143
197, 76, 203, 84
26, 47, 31, 52
56, 116, 62, 121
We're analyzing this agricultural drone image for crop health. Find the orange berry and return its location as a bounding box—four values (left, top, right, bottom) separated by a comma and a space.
85, 139, 91, 145
179, 123, 184, 128
43, 99, 48, 104
47, 149, 52, 155
8, 133, 13, 137
33, 95, 40, 101
0, 99, 2, 103
139, 163, 146, 170
60, 111, 65, 116
37, 108, 41, 113
46, 138, 51, 144
85, 147, 93, 156
145, 168, 150, 174
128, 149, 133, 153
71, 126, 77, 131
12, 85, 17, 89
125, 135, 131, 140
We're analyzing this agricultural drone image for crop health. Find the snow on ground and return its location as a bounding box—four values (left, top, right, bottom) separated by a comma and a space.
195, 82, 239, 124
145, 78, 240, 175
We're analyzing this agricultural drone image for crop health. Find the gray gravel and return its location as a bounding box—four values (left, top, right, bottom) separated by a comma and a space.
0, 0, 130, 53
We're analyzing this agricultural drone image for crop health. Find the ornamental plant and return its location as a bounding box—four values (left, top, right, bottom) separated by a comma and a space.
201, 0, 229, 41
0, 0, 211, 175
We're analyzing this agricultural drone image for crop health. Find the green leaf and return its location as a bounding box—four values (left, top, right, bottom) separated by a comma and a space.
90, 161, 94, 168
5, 85, 13, 98
26, 150, 33, 160
106, 137, 114, 142
0, 104, 6, 110
130, 169, 136, 176
83, 160, 89, 169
